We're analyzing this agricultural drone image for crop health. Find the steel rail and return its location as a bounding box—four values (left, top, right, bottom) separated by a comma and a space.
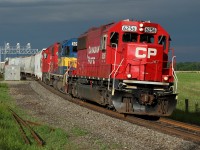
159, 118, 200, 133
12, 114, 31, 145
124, 115, 200, 144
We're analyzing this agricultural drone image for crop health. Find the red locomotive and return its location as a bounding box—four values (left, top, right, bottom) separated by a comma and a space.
42, 42, 60, 84
67, 19, 177, 116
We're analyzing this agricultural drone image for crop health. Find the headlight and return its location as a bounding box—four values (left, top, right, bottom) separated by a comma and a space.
163, 76, 168, 81
139, 23, 144, 27
139, 28, 144, 32
127, 74, 132, 78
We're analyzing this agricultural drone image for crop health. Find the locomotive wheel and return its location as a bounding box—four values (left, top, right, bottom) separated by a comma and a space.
72, 82, 78, 97
42, 76, 46, 83
53, 80, 58, 90
57, 81, 64, 92
44, 77, 50, 85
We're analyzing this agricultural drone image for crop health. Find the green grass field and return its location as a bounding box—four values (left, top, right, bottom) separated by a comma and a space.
169, 72, 200, 125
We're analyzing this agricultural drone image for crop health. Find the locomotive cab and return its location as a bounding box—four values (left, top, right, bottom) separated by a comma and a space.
104, 21, 177, 116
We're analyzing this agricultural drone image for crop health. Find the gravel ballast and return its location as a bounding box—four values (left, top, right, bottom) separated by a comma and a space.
5, 81, 200, 150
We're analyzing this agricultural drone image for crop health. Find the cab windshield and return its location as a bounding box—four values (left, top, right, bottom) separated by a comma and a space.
123, 32, 138, 42
122, 32, 155, 44
140, 34, 154, 43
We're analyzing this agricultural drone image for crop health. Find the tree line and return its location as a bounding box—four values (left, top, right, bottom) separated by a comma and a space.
176, 62, 200, 71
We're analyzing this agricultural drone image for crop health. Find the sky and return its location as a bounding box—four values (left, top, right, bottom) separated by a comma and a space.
0, 0, 199, 62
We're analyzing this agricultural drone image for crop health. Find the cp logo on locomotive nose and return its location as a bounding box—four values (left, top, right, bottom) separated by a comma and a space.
135, 47, 157, 58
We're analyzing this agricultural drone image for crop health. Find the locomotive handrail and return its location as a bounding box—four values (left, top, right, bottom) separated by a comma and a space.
108, 43, 118, 91
172, 56, 178, 93
112, 58, 124, 95
63, 60, 77, 86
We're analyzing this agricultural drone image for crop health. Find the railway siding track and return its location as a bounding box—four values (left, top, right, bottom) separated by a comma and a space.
38, 80, 200, 144
9, 108, 45, 146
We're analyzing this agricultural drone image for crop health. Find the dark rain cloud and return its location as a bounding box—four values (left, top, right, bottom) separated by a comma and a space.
0, 0, 199, 61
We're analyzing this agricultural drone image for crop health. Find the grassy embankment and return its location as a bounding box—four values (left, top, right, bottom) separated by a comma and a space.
169, 72, 200, 125
0, 82, 121, 150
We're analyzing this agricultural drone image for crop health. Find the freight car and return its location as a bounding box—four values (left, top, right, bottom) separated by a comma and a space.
65, 19, 177, 116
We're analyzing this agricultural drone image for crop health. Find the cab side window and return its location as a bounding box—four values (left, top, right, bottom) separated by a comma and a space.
51, 47, 55, 56
65, 46, 70, 56
100, 34, 107, 50
58, 45, 62, 57
158, 36, 166, 50
110, 32, 119, 47
43, 53, 47, 59
73, 46, 77, 52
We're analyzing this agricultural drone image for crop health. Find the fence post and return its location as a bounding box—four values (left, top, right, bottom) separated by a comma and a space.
185, 99, 189, 113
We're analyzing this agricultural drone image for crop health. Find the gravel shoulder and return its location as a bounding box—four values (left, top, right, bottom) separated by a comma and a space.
4, 80, 200, 150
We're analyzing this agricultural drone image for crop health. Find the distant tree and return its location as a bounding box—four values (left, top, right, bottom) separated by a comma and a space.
176, 62, 200, 71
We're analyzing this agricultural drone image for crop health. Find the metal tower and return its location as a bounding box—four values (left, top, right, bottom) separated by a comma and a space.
0, 43, 38, 62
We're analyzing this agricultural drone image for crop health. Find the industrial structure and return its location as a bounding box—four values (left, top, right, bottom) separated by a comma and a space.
0, 43, 38, 62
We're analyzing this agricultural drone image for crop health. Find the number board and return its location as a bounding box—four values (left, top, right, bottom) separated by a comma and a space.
72, 42, 77, 46
144, 27, 157, 33
122, 25, 137, 32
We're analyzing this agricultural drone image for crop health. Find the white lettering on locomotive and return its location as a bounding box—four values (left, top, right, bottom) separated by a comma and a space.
87, 46, 100, 64
135, 47, 146, 58
122, 25, 137, 32
87, 55, 95, 64
88, 46, 100, 54
148, 48, 157, 58
135, 47, 157, 58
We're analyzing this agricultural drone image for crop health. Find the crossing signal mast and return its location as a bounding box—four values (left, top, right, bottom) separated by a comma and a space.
0, 43, 38, 62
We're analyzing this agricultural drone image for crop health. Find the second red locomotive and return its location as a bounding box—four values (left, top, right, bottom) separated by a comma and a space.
66, 19, 177, 116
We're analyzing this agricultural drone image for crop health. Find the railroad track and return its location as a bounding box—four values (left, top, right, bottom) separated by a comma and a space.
159, 118, 200, 133
10, 108, 45, 146
38, 80, 200, 144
